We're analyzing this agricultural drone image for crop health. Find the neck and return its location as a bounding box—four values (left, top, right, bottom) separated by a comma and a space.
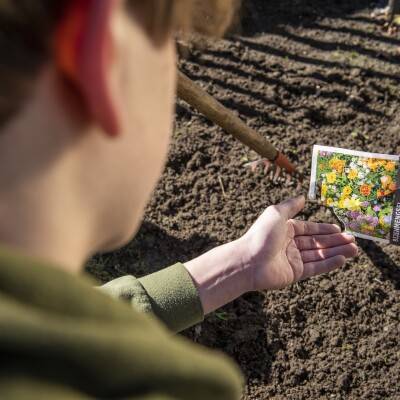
0, 183, 91, 275
0, 72, 97, 274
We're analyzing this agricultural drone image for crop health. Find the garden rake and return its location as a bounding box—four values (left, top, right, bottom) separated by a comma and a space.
177, 71, 300, 183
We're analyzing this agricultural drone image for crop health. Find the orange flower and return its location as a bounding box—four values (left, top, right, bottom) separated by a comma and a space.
360, 184, 371, 196
385, 161, 396, 172
389, 182, 397, 192
329, 158, 345, 173
377, 189, 386, 199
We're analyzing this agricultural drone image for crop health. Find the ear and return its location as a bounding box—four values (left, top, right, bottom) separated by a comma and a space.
55, 0, 120, 137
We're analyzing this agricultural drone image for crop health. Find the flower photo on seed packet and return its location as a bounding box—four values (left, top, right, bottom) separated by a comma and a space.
309, 145, 400, 244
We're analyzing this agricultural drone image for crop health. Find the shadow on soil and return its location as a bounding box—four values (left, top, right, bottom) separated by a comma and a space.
235, 37, 400, 84
188, 46, 389, 120
359, 240, 400, 289
88, 221, 216, 278
239, 0, 386, 36
179, 0, 400, 133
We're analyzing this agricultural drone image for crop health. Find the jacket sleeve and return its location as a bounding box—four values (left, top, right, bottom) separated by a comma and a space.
99, 263, 204, 333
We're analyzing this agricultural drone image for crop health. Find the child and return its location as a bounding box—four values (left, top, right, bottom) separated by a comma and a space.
0, 1, 357, 398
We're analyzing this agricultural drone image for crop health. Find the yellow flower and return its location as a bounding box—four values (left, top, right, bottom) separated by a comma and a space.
348, 169, 358, 180
329, 158, 346, 173
385, 161, 396, 172
342, 186, 352, 197
326, 198, 334, 206
361, 224, 374, 232
343, 198, 361, 211
338, 198, 346, 209
321, 183, 328, 197
367, 158, 380, 171
326, 172, 337, 184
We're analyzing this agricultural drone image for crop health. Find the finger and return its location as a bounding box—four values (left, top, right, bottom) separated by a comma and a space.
292, 220, 341, 236
301, 255, 346, 280
275, 195, 305, 220
301, 243, 358, 263
295, 232, 355, 250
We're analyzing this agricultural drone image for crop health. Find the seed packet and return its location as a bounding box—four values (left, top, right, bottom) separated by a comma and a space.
309, 145, 400, 244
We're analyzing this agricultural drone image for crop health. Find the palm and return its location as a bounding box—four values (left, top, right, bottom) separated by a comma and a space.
264, 220, 304, 288
244, 198, 358, 291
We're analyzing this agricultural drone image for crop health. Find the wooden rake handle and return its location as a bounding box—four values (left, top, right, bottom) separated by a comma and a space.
177, 71, 296, 175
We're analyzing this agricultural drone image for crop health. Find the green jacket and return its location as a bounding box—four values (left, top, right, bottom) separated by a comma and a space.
0, 247, 243, 399
99, 263, 203, 333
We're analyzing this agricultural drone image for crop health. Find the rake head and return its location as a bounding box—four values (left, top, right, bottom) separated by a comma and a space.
244, 152, 304, 189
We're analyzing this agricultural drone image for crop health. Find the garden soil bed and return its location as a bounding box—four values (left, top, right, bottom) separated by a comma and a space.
88, 1, 400, 398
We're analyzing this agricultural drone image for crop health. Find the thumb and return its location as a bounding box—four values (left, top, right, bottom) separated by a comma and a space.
276, 195, 305, 220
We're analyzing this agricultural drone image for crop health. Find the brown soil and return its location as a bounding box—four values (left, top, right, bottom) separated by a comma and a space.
88, 1, 400, 399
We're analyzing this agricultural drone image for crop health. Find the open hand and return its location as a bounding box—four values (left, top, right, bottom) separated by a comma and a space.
185, 196, 358, 314
241, 195, 358, 291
